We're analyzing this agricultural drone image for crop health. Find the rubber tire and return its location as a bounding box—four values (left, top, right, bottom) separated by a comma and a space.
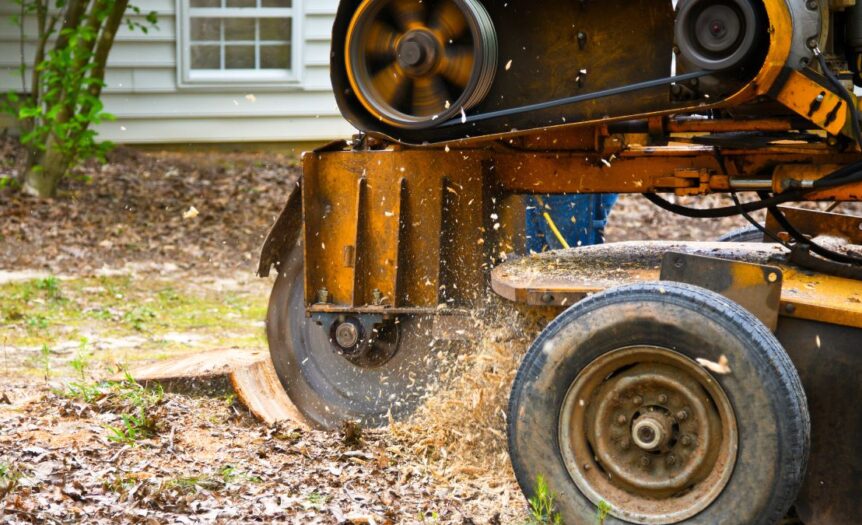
507, 282, 809, 525
266, 239, 445, 429
718, 224, 764, 243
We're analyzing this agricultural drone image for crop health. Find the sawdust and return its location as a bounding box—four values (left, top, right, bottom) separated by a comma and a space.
390, 299, 551, 486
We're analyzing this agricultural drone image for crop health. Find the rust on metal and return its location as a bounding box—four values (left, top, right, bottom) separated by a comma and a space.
560, 347, 737, 524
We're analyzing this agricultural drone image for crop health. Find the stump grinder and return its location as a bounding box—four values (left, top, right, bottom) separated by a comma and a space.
257, 0, 862, 522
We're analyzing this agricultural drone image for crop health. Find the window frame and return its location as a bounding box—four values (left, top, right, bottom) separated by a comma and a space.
176, 0, 304, 89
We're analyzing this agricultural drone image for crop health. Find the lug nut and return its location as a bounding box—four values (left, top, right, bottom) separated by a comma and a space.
632, 395, 643, 406
676, 409, 689, 421
681, 435, 694, 447
617, 415, 627, 425
658, 394, 668, 404
666, 454, 677, 466
619, 438, 630, 450
640, 456, 650, 467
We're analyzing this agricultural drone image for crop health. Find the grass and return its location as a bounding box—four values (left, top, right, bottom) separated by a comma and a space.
61, 374, 165, 445
0, 274, 268, 377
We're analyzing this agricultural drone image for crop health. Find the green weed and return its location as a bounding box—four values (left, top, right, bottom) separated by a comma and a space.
69, 338, 93, 380
527, 475, 563, 525
306, 490, 328, 509
0, 463, 21, 498
596, 501, 612, 524
123, 306, 157, 331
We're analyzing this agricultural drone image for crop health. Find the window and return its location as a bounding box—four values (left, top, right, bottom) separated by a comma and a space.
178, 0, 302, 86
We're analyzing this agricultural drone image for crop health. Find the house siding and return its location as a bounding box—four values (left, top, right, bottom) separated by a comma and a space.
0, 0, 354, 143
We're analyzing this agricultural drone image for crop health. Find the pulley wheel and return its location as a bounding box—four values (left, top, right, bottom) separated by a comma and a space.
266, 238, 450, 429
675, 0, 762, 71
345, 0, 498, 128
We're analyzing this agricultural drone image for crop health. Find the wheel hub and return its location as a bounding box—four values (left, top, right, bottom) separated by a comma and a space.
560, 347, 738, 524
397, 30, 440, 74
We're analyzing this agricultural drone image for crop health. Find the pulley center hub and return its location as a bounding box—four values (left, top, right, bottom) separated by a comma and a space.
397, 30, 440, 75
695, 5, 742, 52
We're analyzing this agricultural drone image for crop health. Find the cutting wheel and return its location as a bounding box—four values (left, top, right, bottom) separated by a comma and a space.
266, 239, 450, 429
345, 0, 498, 128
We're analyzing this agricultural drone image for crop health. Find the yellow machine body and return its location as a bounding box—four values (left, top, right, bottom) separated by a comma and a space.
260, 0, 862, 522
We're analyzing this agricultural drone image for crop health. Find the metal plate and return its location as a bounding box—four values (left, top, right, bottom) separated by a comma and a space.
490, 241, 862, 329
659, 252, 783, 331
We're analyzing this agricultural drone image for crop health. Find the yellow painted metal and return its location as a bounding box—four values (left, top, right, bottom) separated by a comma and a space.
302, 148, 490, 310
780, 267, 862, 329
775, 70, 848, 137
490, 241, 862, 330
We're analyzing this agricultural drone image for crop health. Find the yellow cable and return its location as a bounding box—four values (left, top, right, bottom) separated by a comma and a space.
535, 195, 571, 249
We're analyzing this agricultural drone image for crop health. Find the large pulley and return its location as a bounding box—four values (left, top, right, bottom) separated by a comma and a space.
345, 0, 498, 129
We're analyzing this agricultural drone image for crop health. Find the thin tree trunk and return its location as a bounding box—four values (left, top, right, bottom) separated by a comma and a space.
23, 147, 68, 198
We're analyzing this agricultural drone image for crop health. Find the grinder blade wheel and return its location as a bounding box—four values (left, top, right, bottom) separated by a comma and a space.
266, 240, 450, 429
345, 0, 498, 129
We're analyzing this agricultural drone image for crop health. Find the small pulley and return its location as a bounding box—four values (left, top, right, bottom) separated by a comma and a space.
675, 0, 765, 71
345, 0, 498, 129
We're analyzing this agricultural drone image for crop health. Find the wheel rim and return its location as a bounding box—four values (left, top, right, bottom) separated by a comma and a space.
559, 347, 738, 524
345, 0, 497, 128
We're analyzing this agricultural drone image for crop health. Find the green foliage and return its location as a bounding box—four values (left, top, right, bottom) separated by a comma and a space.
3, 0, 157, 195
69, 338, 93, 380
34, 275, 60, 297
62, 373, 164, 444
0, 463, 22, 499
526, 476, 563, 525
123, 306, 156, 331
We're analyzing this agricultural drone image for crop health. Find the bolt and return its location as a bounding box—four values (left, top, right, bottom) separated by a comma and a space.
666, 454, 677, 466
617, 414, 627, 425
815, 93, 825, 103
806, 0, 818, 9
640, 456, 651, 467
632, 395, 643, 406
681, 435, 694, 447
827, 135, 839, 147
858, 223, 862, 232
807, 37, 819, 49
317, 287, 330, 304
785, 303, 797, 314
541, 293, 555, 304
577, 31, 587, 50
372, 288, 383, 305
676, 409, 689, 421
334, 321, 360, 349
658, 394, 668, 404
583, 463, 591, 471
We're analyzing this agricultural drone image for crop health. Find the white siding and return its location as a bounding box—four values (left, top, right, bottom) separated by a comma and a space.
0, 0, 354, 143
